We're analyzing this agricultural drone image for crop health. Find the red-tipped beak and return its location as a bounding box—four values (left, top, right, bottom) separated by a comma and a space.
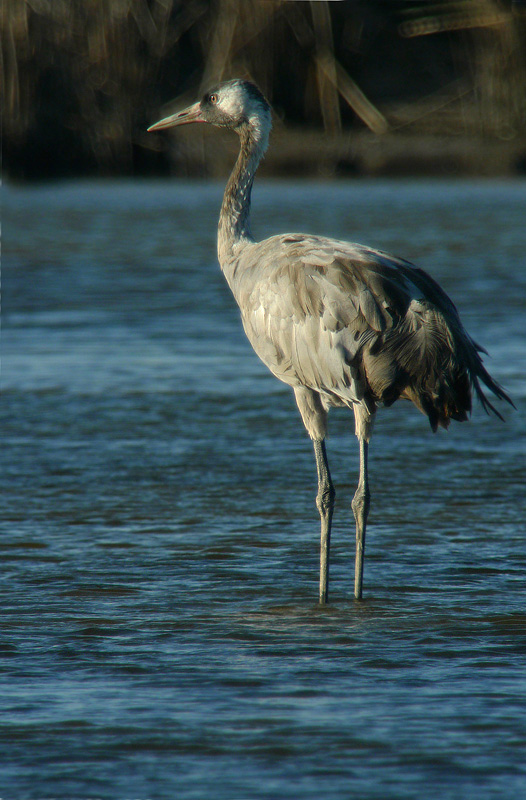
147, 101, 204, 132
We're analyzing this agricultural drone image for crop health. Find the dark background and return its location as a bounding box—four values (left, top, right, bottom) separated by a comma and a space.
2, 0, 526, 180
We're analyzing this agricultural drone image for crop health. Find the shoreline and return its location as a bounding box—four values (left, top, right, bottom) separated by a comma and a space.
159, 127, 526, 180
5, 130, 526, 183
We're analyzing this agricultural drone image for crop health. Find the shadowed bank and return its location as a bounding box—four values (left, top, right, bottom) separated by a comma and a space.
3, 0, 526, 180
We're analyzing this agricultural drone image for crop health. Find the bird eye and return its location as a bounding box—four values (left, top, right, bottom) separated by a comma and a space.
209, 93, 218, 104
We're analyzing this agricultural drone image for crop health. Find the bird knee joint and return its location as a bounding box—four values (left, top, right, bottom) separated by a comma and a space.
316, 485, 335, 515
352, 487, 370, 517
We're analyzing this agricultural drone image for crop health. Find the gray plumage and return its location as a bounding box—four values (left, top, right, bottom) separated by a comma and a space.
148, 79, 513, 603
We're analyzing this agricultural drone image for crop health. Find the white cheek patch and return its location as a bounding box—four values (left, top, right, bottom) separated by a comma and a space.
218, 91, 242, 118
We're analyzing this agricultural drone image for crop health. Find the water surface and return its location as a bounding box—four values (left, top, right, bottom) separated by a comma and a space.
2, 179, 526, 799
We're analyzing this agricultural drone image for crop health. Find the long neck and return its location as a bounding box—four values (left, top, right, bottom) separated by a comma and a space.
217, 122, 268, 265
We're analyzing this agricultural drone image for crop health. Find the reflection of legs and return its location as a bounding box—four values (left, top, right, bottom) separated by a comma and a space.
313, 439, 335, 604
293, 387, 334, 604
353, 406, 374, 600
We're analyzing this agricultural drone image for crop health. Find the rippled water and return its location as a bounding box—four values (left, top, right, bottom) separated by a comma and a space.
2, 179, 526, 799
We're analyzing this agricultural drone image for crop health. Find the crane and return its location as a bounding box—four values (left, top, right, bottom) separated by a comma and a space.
148, 79, 513, 603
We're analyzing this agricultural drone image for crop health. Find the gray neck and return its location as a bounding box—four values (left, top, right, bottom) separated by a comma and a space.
217, 123, 268, 265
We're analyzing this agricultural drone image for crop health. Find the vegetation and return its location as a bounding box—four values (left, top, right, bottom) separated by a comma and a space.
2, 0, 526, 179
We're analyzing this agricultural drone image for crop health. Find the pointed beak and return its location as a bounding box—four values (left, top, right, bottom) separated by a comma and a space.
147, 101, 204, 132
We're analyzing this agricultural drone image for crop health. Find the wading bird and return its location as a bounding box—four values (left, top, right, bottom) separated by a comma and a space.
148, 79, 512, 603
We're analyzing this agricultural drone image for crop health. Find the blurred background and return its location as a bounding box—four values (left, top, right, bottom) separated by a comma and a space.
3, 0, 526, 181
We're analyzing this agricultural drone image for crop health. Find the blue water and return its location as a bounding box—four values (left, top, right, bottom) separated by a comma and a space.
2, 178, 526, 799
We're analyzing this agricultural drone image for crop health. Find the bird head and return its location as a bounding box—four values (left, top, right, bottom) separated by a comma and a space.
148, 79, 271, 138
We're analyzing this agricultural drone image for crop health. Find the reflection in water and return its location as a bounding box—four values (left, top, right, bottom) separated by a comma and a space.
2, 179, 526, 799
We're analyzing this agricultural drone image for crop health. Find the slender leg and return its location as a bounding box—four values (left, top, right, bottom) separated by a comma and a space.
352, 437, 370, 600
313, 439, 335, 604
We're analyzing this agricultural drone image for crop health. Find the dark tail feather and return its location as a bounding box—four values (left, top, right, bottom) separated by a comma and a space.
362, 311, 514, 430
472, 363, 516, 422
405, 352, 513, 433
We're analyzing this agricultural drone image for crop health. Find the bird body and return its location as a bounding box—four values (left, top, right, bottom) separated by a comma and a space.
223, 232, 486, 432
148, 79, 513, 603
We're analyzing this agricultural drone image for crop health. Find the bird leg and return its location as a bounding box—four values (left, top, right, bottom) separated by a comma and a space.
352, 406, 373, 600
352, 436, 370, 600
313, 439, 335, 605
292, 388, 334, 604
